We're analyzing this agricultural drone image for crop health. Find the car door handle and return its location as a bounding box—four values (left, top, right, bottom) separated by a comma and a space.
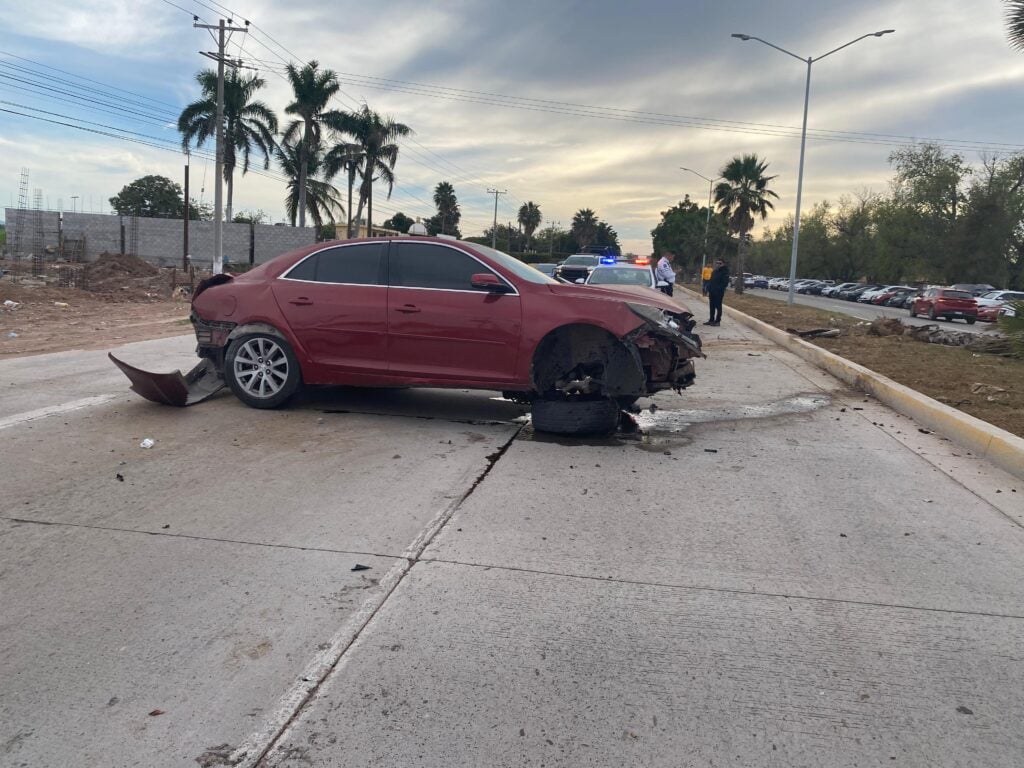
395, 304, 421, 314
289, 297, 314, 306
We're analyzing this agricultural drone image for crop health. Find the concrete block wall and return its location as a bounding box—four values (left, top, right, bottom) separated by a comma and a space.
4, 209, 317, 267
4, 209, 62, 254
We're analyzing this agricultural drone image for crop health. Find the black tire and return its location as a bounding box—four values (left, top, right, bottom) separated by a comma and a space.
531, 397, 620, 436
224, 332, 302, 409
928, 306, 937, 321
966, 317, 976, 325
909, 305, 917, 317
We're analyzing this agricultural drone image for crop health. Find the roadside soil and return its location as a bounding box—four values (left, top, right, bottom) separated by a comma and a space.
723, 291, 1024, 438
1, 254, 195, 359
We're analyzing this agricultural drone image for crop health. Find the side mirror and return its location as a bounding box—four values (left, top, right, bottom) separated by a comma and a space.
471, 273, 512, 293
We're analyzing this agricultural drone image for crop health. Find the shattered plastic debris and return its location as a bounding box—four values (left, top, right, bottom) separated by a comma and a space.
351, 564, 371, 572
2, 299, 20, 309
139, 438, 155, 449
148, 709, 165, 717
53, 301, 69, 308
5, 331, 17, 337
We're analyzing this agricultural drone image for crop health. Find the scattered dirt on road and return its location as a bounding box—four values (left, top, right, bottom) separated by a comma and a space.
0, 254, 209, 357
725, 292, 1024, 437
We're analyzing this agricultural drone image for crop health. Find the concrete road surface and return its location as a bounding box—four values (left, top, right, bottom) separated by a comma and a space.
748, 286, 999, 335
1, 319, 1022, 767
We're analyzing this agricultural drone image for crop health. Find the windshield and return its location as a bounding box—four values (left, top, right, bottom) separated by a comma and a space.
563, 255, 600, 266
941, 290, 973, 299
464, 242, 557, 284
588, 267, 653, 286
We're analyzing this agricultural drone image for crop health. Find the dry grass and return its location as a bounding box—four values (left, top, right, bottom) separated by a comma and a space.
727, 292, 1024, 438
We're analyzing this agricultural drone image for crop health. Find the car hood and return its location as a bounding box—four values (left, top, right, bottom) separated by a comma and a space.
545, 282, 690, 313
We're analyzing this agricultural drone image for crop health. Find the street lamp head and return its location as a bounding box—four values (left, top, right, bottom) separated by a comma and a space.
874, 29, 895, 36
731, 33, 751, 40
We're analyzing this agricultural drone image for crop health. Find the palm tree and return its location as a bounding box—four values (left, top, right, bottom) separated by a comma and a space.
178, 69, 277, 222
339, 104, 413, 235
1006, 1, 1024, 49
714, 154, 778, 293
324, 141, 365, 237
571, 208, 599, 250
518, 201, 542, 248
277, 139, 344, 228
283, 61, 349, 228
433, 181, 460, 235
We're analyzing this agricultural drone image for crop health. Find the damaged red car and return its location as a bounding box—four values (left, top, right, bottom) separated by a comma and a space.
111, 237, 703, 435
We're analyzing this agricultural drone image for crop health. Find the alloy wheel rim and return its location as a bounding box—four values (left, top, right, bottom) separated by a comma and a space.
234, 338, 289, 399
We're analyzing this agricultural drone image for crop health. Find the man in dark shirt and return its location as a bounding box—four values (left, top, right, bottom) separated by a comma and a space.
704, 259, 730, 326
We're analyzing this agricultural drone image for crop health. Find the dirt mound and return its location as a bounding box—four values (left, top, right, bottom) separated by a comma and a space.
83, 253, 171, 299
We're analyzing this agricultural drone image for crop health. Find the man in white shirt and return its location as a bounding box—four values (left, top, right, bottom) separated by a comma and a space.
655, 251, 676, 297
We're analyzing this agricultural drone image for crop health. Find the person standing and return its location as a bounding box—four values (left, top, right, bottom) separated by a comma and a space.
704, 258, 730, 326
701, 262, 713, 296
654, 251, 676, 297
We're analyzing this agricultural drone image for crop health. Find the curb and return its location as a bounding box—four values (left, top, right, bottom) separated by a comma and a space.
680, 286, 1024, 481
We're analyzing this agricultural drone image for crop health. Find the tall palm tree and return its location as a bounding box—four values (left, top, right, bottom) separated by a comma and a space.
178, 69, 277, 222
283, 61, 349, 228
432, 181, 460, 235
324, 141, 365, 237
714, 154, 778, 293
339, 104, 413, 235
517, 201, 542, 248
277, 139, 344, 228
571, 208, 599, 250
1006, 0, 1024, 48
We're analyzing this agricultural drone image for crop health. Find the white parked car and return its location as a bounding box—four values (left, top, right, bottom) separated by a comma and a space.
859, 285, 914, 303
584, 263, 657, 290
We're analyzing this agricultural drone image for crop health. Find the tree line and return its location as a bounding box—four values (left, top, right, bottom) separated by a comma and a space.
652, 144, 1024, 292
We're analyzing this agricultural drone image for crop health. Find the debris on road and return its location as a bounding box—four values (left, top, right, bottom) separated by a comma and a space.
786, 327, 841, 338
351, 564, 371, 572
148, 709, 165, 717
139, 438, 155, 448
115, 473, 124, 482
704, 448, 718, 453
2, 299, 20, 310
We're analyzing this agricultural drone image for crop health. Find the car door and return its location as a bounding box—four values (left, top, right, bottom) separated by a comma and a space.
387, 241, 522, 382
272, 241, 389, 374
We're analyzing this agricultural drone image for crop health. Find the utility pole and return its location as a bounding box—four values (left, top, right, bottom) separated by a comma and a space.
194, 16, 248, 274
70, 195, 79, 213
487, 188, 506, 249
183, 152, 190, 270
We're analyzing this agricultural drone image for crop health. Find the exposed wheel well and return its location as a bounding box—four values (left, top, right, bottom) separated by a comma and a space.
530, 323, 645, 397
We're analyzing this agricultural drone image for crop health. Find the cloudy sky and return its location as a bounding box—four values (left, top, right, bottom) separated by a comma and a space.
2, 0, 1024, 254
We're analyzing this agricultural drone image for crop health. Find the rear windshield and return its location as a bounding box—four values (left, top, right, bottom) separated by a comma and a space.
588, 267, 652, 286
563, 255, 600, 266
940, 290, 973, 299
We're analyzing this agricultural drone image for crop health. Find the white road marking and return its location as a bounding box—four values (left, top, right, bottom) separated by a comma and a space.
0, 394, 117, 431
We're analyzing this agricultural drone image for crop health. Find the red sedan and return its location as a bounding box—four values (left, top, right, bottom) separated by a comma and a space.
111, 237, 703, 435
909, 288, 978, 324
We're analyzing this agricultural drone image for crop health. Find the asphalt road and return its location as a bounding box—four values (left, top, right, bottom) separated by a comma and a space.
748, 286, 999, 335
1, 321, 1022, 767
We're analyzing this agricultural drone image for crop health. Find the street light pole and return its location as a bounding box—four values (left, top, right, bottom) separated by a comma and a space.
731, 29, 894, 305
70, 196, 79, 213
680, 167, 721, 279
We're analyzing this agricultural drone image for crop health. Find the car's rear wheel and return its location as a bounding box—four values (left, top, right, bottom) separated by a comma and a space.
225, 332, 301, 409
531, 397, 620, 436
966, 317, 976, 325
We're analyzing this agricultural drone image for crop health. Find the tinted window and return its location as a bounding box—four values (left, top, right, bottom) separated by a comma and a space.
316, 243, 386, 285
940, 290, 973, 299
563, 255, 600, 266
392, 242, 491, 290
589, 268, 652, 286
285, 253, 318, 281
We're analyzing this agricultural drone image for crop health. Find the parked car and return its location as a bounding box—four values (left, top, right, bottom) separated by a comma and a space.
976, 290, 1024, 322
752, 276, 769, 289
909, 287, 978, 323
840, 284, 879, 301
109, 237, 704, 435
532, 262, 558, 277
821, 282, 858, 298
880, 289, 915, 307
797, 280, 827, 294
553, 254, 601, 282
868, 286, 915, 305
999, 303, 1018, 319
951, 283, 996, 297
585, 264, 656, 290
